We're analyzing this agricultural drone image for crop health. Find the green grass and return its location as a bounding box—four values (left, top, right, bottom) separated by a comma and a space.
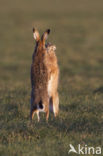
0, 0, 103, 155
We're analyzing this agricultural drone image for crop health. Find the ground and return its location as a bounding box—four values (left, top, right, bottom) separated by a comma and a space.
0, 0, 103, 156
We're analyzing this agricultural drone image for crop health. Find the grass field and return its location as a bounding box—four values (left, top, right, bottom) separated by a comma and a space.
0, 0, 103, 155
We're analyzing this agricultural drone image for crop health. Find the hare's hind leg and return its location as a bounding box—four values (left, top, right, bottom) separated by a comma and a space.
52, 92, 59, 117
46, 109, 49, 122
44, 103, 49, 122
36, 110, 40, 122
30, 108, 35, 121
30, 109, 40, 122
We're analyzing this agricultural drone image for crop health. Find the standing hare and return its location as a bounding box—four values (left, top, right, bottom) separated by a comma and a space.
30, 28, 59, 122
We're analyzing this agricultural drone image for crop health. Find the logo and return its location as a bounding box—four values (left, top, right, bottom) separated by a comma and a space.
68, 144, 102, 155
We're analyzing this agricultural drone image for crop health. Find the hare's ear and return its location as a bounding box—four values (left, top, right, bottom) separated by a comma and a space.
41, 29, 50, 44
33, 28, 40, 42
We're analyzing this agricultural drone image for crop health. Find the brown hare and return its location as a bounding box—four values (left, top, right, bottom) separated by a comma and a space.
30, 28, 59, 122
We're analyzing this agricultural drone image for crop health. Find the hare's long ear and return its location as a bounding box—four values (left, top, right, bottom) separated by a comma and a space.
41, 29, 50, 45
33, 28, 40, 42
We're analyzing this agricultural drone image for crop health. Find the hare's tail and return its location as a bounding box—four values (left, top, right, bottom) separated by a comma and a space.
37, 100, 44, 111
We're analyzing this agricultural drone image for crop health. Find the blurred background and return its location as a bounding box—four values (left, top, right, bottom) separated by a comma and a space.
0, 0, 103, 155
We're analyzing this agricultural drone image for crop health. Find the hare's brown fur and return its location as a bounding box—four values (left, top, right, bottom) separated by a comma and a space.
30, 28, 59, 122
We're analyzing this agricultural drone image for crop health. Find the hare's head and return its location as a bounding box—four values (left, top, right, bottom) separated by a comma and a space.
33, 28, 51, 51
46, 43, 56, 52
